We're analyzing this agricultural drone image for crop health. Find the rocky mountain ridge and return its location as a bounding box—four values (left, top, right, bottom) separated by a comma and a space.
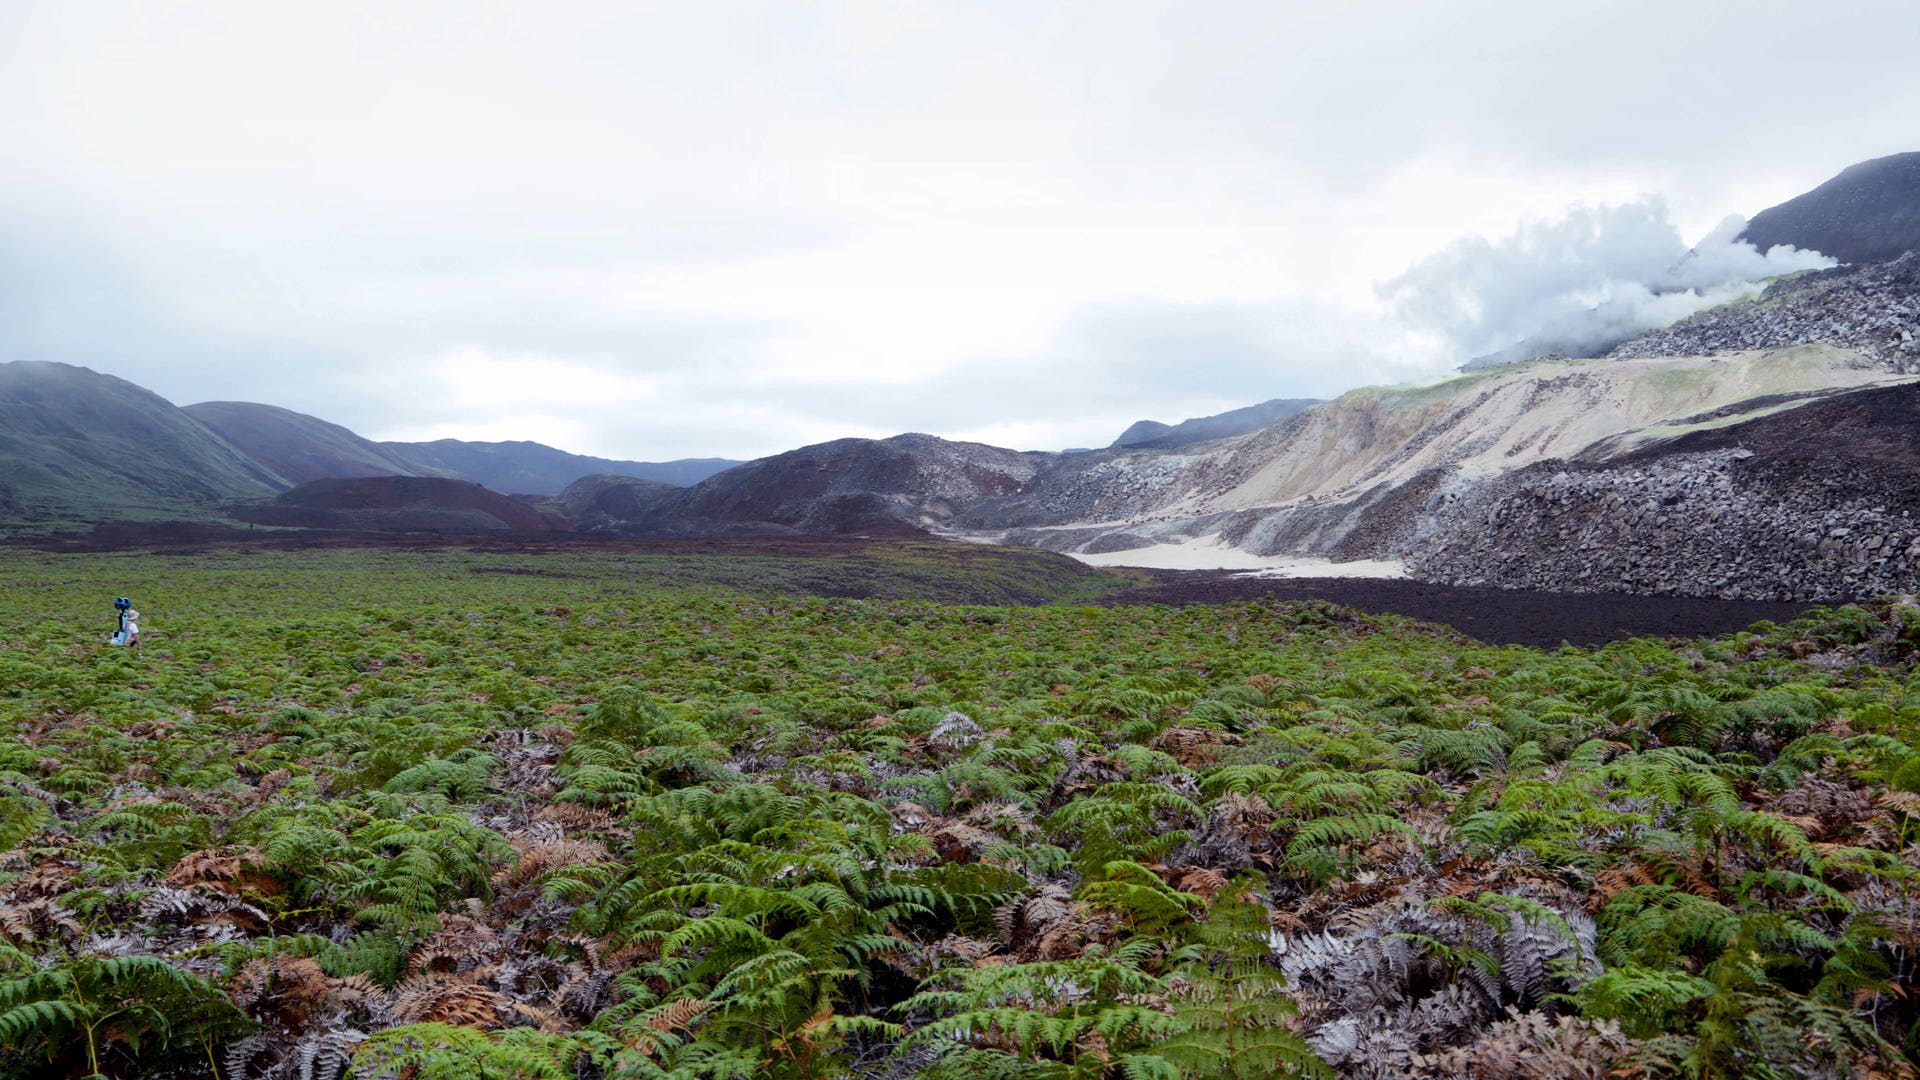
8, 345, 1919, 603
938, 346, 1916, 602
478, 339, 1920, 604
563, 340, 1920, 603
962, 345, 1900, 544
5, 154, 1918, 600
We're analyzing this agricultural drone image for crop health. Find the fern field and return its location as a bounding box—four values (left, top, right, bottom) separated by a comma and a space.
2, 547, 1920, 1079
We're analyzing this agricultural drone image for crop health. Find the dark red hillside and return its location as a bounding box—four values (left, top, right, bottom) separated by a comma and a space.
232, 476, 566, 532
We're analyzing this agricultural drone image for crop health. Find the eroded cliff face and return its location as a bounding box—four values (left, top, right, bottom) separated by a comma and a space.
961, 347, 1919, 601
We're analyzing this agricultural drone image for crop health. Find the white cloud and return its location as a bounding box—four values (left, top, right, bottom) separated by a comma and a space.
0, 1, 1914, 458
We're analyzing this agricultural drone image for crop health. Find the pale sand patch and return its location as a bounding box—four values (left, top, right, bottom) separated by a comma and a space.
1230, 557, 1408, 580
1069, 540, 1407, 578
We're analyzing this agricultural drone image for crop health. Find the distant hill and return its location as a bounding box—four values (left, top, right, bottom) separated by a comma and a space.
184, 401, 445, 485
231, 476, 565, 532
0, 361, 285, 527
0, 362, 741, 532
185, 403, 739, 494
1740, 151, 1920, 264
545, 474, 683, 530
382, 439, 741, 495
597, 433, 1051, 536
1111, 398, 1320, 449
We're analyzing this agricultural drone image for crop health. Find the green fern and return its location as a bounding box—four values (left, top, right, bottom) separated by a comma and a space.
1157, 875, 1331, 1079
1079, 860, 1204, 935
354, 1022, 613, 1080
0, 951, 252, 1078
900, 940, 1181, 1080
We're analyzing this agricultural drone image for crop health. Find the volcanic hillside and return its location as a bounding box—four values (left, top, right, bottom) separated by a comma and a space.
184, 400, 447, 485
965, 345, 1900, 543
0, 361, 285, 526
1739, 151, 1920, 265
559, 343, 1920, 602
544, 473, 682, 530
942, 345, 1919, 600
582, 433, 1050, 536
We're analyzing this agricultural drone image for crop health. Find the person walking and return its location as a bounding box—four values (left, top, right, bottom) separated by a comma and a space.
111, 600, 142, 648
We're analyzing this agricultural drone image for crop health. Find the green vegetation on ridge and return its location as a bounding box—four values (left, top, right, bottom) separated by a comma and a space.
0, 549, 1917, 1078
0, 362, 285, 531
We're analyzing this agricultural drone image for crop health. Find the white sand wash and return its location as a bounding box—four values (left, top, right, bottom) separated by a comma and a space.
1068, 539, 1407, 578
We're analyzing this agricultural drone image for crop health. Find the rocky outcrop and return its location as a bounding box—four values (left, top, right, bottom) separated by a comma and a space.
1410, 452, 1913, 600
1410, 382, 1920, 601
1608, 252, 1920, 372
966, 446, 1234, 532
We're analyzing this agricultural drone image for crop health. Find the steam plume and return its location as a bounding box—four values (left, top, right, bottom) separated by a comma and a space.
1378, 198, 1835, 367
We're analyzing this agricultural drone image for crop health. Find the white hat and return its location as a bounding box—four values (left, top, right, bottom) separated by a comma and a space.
125, 610, 140, 620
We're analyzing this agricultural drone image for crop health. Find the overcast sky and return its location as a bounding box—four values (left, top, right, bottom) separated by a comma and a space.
3, 2, 1917, 460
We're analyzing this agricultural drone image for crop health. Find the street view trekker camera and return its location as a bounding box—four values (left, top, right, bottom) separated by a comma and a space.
110, 597, 133, 646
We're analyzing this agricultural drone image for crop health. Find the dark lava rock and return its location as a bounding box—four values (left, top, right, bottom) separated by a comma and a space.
1609, 252, 1920, 372
1410, 382, 1920, 602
